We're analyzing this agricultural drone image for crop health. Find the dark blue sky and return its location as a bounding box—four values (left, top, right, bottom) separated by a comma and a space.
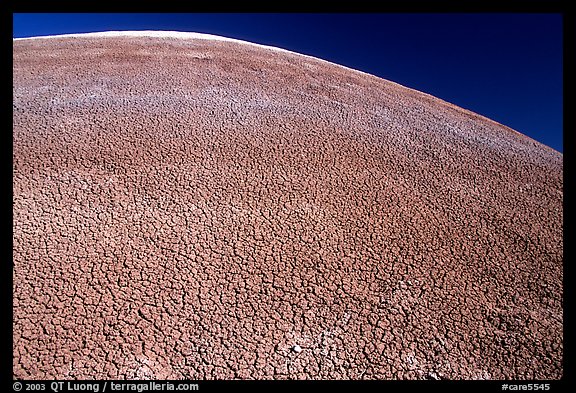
13, 13, 563, 153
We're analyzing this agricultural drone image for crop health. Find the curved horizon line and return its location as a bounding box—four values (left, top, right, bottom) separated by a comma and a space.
13, 30, 546, 151
13, 30, 379, 76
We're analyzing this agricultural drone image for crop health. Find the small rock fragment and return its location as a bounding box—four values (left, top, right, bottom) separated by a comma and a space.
428, 371, 440, 380
292, 345, 302, 353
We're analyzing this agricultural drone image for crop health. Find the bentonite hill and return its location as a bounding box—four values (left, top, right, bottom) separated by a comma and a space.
13, 31, 563, 380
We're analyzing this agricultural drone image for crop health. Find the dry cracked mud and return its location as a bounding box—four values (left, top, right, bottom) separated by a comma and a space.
13, 33, 563, 380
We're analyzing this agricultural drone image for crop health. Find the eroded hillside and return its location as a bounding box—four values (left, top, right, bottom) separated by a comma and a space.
13, 33, 563, 380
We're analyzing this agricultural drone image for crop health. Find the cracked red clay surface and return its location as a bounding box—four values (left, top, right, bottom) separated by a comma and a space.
13, 34, 563, 380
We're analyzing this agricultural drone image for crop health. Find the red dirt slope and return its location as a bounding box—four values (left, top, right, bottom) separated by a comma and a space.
13, 32, 563, 380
